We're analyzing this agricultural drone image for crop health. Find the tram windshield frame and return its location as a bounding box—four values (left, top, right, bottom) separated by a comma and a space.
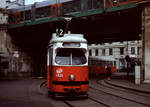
55, 48, 87, 66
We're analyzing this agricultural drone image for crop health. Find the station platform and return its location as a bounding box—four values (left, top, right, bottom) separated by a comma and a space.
105, 72, 150, 94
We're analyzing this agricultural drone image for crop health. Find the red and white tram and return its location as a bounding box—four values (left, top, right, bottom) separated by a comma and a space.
88, 56, 116, 75
47, 31, 89, 96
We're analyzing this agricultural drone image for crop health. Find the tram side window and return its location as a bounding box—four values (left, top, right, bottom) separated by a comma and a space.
87, 0, 104, 10
62, 0, 81, 14
36, 8, 42, 18
90, 59, 95, 66
8, 14, 14, 24
25, 10, 31, 20
110, 61, 113, 66
93, 0, 104, 9
102, 61, 105, 66
99, 60, 103, 66
36, 6, 50, 19
21, 12, 24, 21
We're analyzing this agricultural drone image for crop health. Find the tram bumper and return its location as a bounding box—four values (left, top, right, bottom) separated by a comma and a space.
52, 81, 89, 94
64, 87, 80, 93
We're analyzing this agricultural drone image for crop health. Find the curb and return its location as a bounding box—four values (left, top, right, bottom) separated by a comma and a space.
104, 80, 150, 94
32, 77, 46, 79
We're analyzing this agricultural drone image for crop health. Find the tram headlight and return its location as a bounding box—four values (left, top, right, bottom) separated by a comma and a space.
69, 74, 75, 81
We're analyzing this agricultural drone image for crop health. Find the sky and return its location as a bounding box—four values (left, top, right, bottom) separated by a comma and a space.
10, 0, 46, 5
25, 0, 46, 5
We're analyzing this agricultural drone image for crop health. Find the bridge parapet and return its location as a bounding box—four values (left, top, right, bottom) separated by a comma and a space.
8, 0, 138, 29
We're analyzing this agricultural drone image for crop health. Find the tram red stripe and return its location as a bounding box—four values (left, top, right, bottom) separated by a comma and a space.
47, 66, 50, 88
119, 0, 138, 5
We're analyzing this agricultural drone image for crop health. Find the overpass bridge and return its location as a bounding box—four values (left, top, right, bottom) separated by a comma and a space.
8, 0, 141, 44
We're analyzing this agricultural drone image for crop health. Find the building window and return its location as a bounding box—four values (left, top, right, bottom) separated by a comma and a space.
95, 49, 98, 56
120, 48, 124, 55
138, 47, 141, 55
120, 41, 123, 44
109, 48, 113, 55
89, 50, 92, 56
131, 47, 135, 55
102, 49, 105, 56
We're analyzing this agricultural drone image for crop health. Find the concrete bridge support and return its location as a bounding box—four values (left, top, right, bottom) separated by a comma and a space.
141, 2, 150, 83
0, 9, 14, 53
0, 9, 33, 79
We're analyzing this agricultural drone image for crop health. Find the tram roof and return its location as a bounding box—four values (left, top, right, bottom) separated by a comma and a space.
49, 32, 87, 44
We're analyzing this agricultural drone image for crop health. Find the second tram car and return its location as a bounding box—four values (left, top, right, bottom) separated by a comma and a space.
88, 56, 116, 75
47, 31, 89, 97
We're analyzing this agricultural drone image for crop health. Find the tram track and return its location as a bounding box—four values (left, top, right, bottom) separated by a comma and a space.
89, 86, 149, 107
88, 97, 111, 107
40, 80, 108, 107
63, 100, 74, 107
89, 79, 150, 107
98, 79, 150, 98
62, 96, 110, 107
40, 78, 150, 107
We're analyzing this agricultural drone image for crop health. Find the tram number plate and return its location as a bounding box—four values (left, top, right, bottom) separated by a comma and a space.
56, 69, 63, 77
56, 73, 63, 77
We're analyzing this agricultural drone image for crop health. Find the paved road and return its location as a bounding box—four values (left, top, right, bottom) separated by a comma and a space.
0, 77, 149, 107
0, 78, 54, 107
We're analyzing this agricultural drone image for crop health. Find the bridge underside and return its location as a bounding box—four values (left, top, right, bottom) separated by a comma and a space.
71, 7, 141, 43
8, 7, 141, 75
9, 7, 141, 44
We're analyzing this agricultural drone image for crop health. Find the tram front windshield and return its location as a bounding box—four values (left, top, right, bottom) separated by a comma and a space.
55, 48, 87, 65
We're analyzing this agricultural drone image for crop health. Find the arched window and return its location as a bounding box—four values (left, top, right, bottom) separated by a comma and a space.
89, 50, 92, 56
95, 49, 98, 56
120, 47, 124, 55
102, 49, 105, 56
109, 48, 113, 55
131, 47, 135, 55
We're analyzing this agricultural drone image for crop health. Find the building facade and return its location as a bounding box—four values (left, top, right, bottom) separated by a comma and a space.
0, 8, 32, 80
88, 40, 142, 71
